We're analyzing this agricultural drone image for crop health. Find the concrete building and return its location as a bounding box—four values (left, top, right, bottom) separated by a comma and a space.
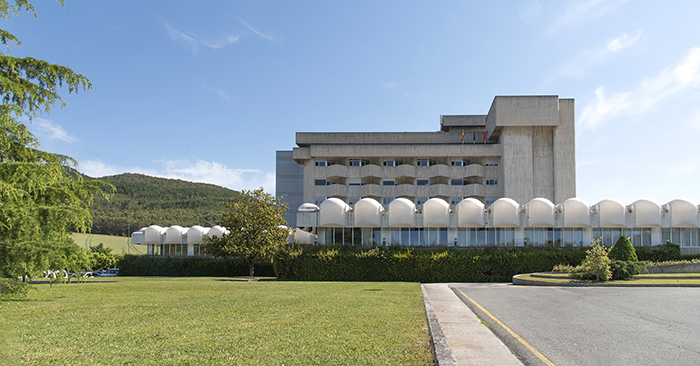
276, 95, 576, 225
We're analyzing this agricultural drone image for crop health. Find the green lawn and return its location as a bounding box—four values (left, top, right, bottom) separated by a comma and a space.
71, 232, 145, 255
0, 278, 432, 366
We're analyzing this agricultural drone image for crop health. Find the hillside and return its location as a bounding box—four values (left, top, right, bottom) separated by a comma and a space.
86, 173, 239, 236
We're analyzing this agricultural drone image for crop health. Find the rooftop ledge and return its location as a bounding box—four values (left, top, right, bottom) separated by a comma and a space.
296, 131, 495, 146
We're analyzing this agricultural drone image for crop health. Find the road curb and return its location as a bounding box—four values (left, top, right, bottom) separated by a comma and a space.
421, 284, 457, 366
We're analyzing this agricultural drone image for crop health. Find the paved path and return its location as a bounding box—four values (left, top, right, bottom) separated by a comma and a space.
422, 283, 523, 366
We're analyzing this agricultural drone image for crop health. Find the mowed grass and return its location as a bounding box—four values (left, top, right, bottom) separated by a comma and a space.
71, 232, 144, 255
0, 278, 432, 366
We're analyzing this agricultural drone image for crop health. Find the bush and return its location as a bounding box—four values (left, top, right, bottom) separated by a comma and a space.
610, 260, 647, 280
635, 243, 681, 262
0, 278, 33, 299
273, 246, 589, 282
571, 241, 611, 281
609, 236, 638, 262
117, 256, 275, 277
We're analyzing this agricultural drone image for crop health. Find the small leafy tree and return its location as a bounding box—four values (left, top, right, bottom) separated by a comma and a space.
202, 188, 289, 277
89, 243, 123, 270
608, 236, 638, 262
572, 239, 612, 281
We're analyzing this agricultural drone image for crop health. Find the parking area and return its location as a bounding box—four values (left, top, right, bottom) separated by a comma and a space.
451, 284, 700, 366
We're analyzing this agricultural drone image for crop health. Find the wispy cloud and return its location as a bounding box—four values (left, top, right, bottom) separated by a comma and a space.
549, 0, 630, 34
79, 159, 275, 193
165, 23, 240, 54
33, 118, 78, 143
580, 46, 700, 129
236, 19, 281, 43
559, 29, 642, 78
204, 86, 233, 101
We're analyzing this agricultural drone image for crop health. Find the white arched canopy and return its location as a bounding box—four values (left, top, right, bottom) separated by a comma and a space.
297, 203, 320, 212
423, 198, 450, 227
666, 199, 698, 227
164, 225, 184, 244
319, 198, 350, 227
354, 198, 383, 227
457, 198, 484, 227
596, 199, 626, 228
144, 225, 164, 244
187, 225, 205, 244
388, 198, 416, 227
559, 198, 590, 228
630, 199, 662, 227
491, 198, 520, 228
208, 225, 227, 238
526, 198, 555, 227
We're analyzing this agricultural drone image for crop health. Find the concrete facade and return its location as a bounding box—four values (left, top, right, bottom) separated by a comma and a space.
276, 95, 576, 215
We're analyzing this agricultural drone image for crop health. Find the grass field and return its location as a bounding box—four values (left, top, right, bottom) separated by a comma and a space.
0, 278, 432, 365
71, 232, 145, 255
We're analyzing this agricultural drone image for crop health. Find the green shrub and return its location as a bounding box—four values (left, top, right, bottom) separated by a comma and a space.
571, 241, 611, 281
609, 236, 638, 262
610, 260, 647, 280
117, 256, 275, 277
635, 243, 681, 262
273, 245, 589, 282
0, 278, 33, 299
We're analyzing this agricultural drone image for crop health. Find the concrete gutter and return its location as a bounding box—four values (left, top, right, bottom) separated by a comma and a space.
422, 284, 523, 366
512, 274, 700, 287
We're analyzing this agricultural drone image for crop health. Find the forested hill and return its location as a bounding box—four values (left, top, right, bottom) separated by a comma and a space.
86, 173, 239, 236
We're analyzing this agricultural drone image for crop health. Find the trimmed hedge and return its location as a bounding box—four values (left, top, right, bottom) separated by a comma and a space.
609, 236, 638, 262
273, 246, 589, 283
635, 243, 681, 262
117, 255, 275, 277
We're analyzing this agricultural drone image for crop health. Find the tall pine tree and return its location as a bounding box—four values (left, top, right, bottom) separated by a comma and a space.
0, 1, 114, 277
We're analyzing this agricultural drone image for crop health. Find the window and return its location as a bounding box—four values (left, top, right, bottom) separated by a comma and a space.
416, 159, 433, 167
315, 179, 327, 186
416, 197, 428, 205
416, 179, 429, 186
349, 159, 368, 167
383, 197, 394, 205
314, 198, 326, 205
383, 160, 396, 167
485, 179, 498, 186
348, 178, 361, 186
451, 197, 463, 205
485, 158, 498, 167
485, 198, 496, 205
451, 160, 464, 166
382, 180, 395, 186
451, 178, 464, 186
315, 160, 327, 167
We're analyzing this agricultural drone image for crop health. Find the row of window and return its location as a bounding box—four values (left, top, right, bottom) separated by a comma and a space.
315, 179, 497, 186
315, 158, 499, 167
316, 228, 658, 247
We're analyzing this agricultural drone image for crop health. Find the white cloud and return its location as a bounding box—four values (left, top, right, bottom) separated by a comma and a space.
549, 0, 630, 34
607, 30, 642, 53
79, 159, 276, 193
580, 46, 700, 129
559, 29, 642, 78
237, 19, 281, 43
33, 118, 78, 143
165, 23, 240, 54
205, 86, 232, 101
518, 0, 543, 24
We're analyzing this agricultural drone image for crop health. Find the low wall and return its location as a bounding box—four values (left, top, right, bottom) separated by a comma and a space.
681, 247, 700, 255
646, 262, 700, 274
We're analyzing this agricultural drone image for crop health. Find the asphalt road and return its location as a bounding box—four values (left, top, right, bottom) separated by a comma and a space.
451, 284, 700, 366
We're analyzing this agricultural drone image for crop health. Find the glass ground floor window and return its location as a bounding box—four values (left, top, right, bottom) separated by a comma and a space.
159, 244, 188, 256
591, 228, 652, 247
320, 227, 381, 245
662, 228, 699, 247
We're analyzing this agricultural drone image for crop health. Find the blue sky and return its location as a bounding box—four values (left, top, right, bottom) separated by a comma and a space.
7, 0, 700, 204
